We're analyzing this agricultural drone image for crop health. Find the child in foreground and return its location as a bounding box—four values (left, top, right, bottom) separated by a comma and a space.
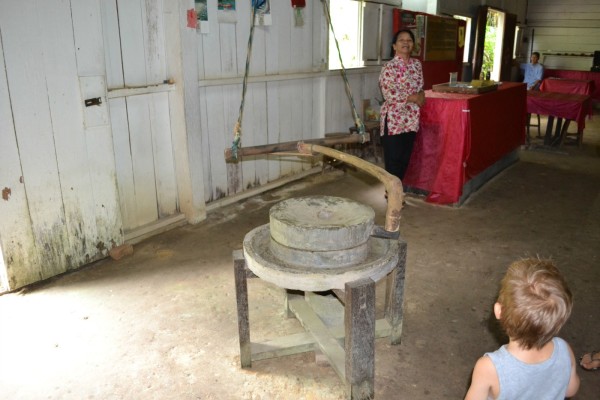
464, 258, 580, 400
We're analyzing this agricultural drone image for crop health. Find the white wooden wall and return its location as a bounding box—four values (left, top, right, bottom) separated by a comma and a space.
0, 0, 122, 289
102, 0, 189, 232
194, 0, 381, 202
525, 0, 600, 69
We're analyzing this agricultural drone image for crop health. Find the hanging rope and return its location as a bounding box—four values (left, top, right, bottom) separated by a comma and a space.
231, 4, 258, 160
321, 0, 366, 142
231, 0, 367, 160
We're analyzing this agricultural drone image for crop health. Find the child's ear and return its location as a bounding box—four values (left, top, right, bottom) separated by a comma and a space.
494, 302, 502, 319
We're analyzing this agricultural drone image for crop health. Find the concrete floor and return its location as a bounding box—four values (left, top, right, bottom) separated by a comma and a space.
1, 116, 599, 399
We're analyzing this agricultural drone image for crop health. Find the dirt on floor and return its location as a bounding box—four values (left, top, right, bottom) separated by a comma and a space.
1, 117, 599, 400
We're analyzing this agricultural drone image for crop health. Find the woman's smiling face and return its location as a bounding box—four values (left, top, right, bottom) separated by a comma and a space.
393, 31, 414, 58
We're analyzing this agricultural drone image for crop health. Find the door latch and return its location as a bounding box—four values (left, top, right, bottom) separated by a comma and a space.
85, 97, 102, 107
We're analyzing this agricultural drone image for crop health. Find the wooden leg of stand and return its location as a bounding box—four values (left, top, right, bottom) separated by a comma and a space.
345, 278, 375, 400
233, 250, 252, 368
385, 239, 407, 345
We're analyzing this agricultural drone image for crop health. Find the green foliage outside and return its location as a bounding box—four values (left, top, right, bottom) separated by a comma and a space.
482, 12, 498, 78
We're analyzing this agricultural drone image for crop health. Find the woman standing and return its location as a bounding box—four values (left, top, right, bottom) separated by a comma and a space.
379, 29, 425, 185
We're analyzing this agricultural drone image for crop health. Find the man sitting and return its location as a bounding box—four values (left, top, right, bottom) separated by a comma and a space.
522, 52, 544, 90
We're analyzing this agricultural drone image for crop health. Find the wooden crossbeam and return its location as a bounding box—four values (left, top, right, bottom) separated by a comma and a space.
250, 318, 392, 362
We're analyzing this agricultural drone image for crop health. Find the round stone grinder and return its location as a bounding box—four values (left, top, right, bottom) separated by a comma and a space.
243, 196, 400, 291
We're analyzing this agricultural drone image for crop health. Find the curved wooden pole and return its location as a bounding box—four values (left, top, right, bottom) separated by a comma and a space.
297, 142, 404, 233
224, 134, 366, 161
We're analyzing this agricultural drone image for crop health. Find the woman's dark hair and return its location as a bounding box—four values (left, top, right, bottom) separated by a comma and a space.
390, 29, 416, 58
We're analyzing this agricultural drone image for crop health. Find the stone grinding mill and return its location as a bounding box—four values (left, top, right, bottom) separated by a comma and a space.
231, 142, 407, 400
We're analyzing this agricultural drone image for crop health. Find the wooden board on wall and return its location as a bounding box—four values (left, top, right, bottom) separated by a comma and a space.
424, 16, 458, 61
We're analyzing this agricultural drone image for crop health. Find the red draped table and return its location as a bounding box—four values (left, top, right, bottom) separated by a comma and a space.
539, 77, 594, 117
526, 91, 591, 146
543, 69, 600, 105
403, 82, 526, 205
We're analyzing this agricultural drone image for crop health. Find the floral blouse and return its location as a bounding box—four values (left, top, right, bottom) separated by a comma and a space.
379, 56, 424, 136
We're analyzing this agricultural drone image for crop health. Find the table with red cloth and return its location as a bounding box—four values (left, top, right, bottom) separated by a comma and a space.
402, 82, 526, 205
526, 91, 592, 146
539, 77, 594, 117
543, 69, 600, 104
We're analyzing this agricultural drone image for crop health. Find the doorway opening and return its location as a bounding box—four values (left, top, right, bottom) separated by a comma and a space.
482, 9, 505, 81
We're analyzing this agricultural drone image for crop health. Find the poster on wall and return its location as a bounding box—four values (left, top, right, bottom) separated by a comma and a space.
218, 0, 237, 23
399, 12, 422, 57
195, 0, 210, 33
253, 0, 272, 26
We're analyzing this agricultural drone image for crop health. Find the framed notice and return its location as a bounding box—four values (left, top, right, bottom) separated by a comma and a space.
424, 16, 458, 61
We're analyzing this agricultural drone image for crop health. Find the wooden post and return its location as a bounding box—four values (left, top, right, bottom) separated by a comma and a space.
233, 250, 252, 368
345, 278, 375, 400
385, 239, 407, 345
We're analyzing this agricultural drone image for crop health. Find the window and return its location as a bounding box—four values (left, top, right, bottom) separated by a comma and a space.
327, 0, 400, 70
328, 0, 364, 70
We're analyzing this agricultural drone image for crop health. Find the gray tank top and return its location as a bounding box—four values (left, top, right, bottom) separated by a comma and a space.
485, 337, 572, 400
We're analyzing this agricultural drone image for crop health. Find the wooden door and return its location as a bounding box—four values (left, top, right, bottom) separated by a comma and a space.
101, 0, 181, 235
472, 6, 517, 82
500, 13, 517, 82
472, 6, 489, 80
0, 0, 122, 290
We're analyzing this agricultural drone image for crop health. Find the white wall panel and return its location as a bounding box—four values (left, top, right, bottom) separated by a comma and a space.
72, 0, 106, 77
278, 81, 295, 177
220, 24, 238, 78
526, 0, 600, 69
2, 0, 70, 282
110, 98, 137, 229
42, 0, 99, 261
101, 0, 125, 88
127, 95, 160, 227
274, 2, 293, 74
149, 92, 178, 217
0, 27, 39, 290
199, 86, 214, 200
266, 81, 282, 182
118, 0, 148, 86
200, 1, 223, 79
205, 86, 229, 200
249, 83, 270, 185
143, 0, 167, 84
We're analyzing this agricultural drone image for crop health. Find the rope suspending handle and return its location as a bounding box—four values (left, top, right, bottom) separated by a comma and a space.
231, 3, 259, 160
321, 0, 366, 143
232, 0, 368, 160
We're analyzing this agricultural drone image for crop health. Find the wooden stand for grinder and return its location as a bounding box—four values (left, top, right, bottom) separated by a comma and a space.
232, 144, 407, 400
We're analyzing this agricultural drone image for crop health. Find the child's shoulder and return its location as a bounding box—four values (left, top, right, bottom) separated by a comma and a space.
465, 355, 499, 400
473, 354, 498, 385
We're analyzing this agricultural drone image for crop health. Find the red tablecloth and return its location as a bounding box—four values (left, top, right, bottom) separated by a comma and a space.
540, 78, 594, 96
543, 69, 600, 103
540, 78, 594, 117
526, 91, 591, 129
403, 82, 526, 205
